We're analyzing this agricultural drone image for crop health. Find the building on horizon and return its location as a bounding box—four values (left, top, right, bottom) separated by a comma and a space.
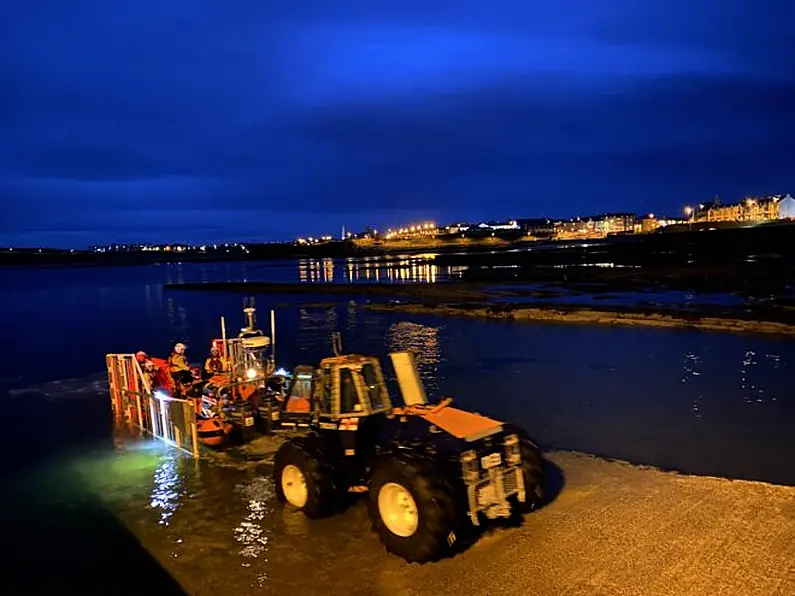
688, 193, 795, 223
552, 212, 635, 239
516, 218, 555, 238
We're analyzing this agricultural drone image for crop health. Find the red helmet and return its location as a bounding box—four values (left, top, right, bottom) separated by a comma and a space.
135, 351, 147, 362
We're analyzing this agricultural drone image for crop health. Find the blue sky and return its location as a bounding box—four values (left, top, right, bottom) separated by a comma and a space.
1, 1, 793, 247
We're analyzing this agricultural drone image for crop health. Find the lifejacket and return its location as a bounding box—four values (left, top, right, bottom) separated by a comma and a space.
204, 356, 225, 374
150, 358, 175, 392
168, 352, 189, 373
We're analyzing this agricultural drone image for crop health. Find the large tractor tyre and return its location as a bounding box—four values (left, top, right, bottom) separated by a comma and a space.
368, 455, 462, 563
273, 437, 340, 519
513, 437, 545, 514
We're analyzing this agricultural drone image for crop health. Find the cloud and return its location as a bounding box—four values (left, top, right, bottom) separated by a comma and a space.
284, 23, 737, 106
0, 0, 793, 246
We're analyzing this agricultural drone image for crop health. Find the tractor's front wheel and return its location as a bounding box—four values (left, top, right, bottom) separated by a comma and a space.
273, 436, 339, 519
513, 437, 545, 513
368, 455, 461, 563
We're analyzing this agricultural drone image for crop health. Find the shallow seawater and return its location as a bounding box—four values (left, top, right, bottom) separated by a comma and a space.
2, 260, 795, 592
49, 435, 414, 594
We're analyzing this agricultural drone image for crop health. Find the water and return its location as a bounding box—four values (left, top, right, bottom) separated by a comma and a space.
1, 256, 793, 592
490, 285, 747, 309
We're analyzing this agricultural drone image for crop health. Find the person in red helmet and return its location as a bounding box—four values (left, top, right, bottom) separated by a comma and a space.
135, 351, 157, 389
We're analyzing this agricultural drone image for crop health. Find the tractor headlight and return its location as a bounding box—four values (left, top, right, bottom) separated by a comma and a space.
505, 434, 521, 465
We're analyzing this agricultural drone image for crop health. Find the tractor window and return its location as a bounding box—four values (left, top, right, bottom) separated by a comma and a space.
359, 363, 389, 410
285, 374, 312, 414
317, 368, 333, 414
339, 368, 361, 415
291, 375, 312, 400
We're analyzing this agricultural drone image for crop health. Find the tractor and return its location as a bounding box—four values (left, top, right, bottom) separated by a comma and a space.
271, 350, 545, 563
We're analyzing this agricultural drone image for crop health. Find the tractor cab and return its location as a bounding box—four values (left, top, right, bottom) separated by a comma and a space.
265, 352, 427, 432
315, 354, 393, 419
267, 356, 392, 430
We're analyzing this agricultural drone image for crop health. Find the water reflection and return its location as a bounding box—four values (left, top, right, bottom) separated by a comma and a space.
681, 350, 703, 419
386, 321, 443, 400
165, 297, 190, 343
149, 456, 182, 525
299, 258, 335, 283
297, 307, 338, 355
345, 300, 357, 334
298, 254, 465, 284
233, 476, 274, 568
281, 507, 310, 536
143, 284, 160, 318
741, 350, 782, 404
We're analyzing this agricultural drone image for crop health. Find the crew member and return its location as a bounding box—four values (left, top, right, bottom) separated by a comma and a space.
135, 351, 157, 389
168, 343, 194, 387
142, 360, 157, 389
203, 346, 226, 377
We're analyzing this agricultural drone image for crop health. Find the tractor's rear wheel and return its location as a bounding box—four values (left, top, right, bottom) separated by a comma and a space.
273, 436, 339, 519
368, 455, 461, 563
513, 437, 545, 513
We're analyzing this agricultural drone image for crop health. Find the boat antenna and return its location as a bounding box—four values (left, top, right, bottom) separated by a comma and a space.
242, 296, 257, 331
331, 332, 343, 356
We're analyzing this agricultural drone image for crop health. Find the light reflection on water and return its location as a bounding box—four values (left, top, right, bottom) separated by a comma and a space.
296, 307, 339, 355
233, 476, 274, 564
150, 456, 182, 525
386, 321, 443, 400
681, 350, 703, 419
740, 350, 782, 405
298, 255, 466, 284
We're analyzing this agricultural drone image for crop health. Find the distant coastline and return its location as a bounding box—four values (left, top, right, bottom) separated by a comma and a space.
3, 219, 794, 268
0, 235, 520, 268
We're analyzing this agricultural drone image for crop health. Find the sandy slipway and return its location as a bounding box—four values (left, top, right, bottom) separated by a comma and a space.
364, 302, 795, 337
123, 451, 795, 596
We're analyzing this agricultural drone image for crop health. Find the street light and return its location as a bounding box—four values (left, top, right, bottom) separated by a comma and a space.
684, 205, 693, 231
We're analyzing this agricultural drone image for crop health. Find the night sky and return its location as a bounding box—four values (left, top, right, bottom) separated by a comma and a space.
1, 2, 793, 247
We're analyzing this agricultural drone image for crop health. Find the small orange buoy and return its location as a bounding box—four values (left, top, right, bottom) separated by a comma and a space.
196, 417, 228, 447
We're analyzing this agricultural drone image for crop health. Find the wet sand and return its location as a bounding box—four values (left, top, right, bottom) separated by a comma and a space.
120, 449, 795, 596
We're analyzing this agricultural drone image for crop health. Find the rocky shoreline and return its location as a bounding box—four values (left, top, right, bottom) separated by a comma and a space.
165, 281, 795, 337
363, 301, 795, 336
